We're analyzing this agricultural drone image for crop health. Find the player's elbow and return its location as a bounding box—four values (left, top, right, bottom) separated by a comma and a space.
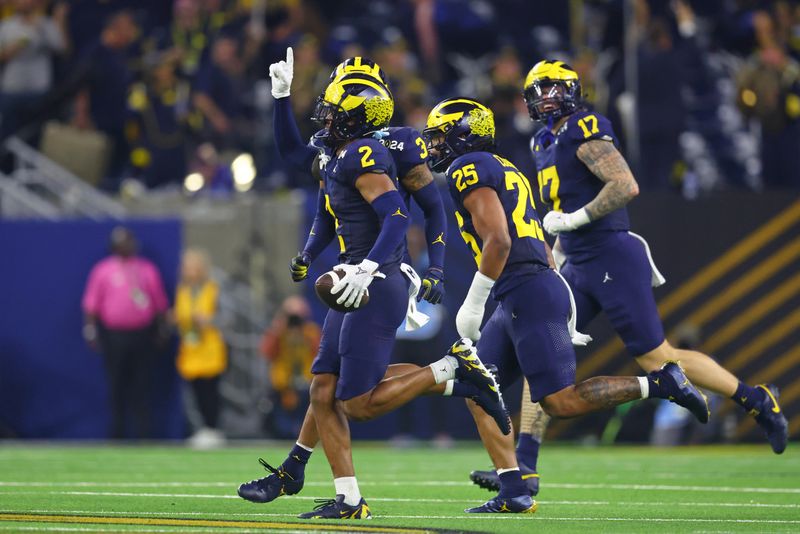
627, 179, 640, 199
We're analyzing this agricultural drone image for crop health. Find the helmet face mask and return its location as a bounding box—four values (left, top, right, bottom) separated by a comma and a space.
312, 73, 393, 147
523, 60, 582, 123
423, 98, 496, 172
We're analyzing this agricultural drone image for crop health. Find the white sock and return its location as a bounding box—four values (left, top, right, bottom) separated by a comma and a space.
496, 467, 520, 475
443, 380, 455, 396
334, 476, 361, 506
429, 355, 457, 384
296, 441, 313, 453
637, 376, 649, 399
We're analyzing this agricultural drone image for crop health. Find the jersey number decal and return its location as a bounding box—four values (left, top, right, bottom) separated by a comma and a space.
415, 137, 429, 160
536, 165, 561, 212
452, 163, 479, 192
359, 145, 375, 168
505, 171, 544, 241
577, 115, 599, 138
454, 210, 482, 268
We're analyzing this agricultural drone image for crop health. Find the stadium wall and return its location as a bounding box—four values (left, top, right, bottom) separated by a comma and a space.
0, 219, 183, 439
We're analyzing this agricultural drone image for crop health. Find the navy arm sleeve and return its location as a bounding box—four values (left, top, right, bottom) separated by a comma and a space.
411, 178, 447, 271
274, 97, 318, 171
302, 187, 336, 262
366, 190, 410, 266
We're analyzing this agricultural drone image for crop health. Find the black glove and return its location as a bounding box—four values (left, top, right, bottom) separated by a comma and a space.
290, 253, 310, 282
417, 268, 445, 304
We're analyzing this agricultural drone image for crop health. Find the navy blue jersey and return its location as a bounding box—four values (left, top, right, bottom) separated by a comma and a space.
446, 151, 550, 297
531, 110, 630, 260
321, 137, 404, 271
313, 126, 428, 205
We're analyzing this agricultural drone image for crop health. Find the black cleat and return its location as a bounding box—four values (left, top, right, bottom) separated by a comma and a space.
449, 338, 511, 434
649, 361, 710, 423
751, 384, 788, 454
237, 458, 304, 503
297, 495, 371, 519
470, 461, 539, 496
465, 494, 537, 514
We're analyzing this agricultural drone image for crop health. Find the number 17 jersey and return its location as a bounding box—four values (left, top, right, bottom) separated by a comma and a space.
445, 151, 550, 298
531, 110, 630, 262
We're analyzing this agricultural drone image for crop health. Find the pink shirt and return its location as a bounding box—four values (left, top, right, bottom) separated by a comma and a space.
82, 256, 169, 330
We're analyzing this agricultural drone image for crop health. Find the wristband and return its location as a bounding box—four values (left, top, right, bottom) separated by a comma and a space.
463, 271, 495, 310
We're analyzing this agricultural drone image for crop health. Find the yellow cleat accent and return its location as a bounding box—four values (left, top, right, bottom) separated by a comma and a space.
758, 384, 782, 414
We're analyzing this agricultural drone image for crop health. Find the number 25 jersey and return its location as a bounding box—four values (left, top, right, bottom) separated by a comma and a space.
446, 151, 550, 297
531, 110, 630, 261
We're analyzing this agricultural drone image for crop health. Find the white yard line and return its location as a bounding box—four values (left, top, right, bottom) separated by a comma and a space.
2, 481, 800, 494
2, 513, 798, 525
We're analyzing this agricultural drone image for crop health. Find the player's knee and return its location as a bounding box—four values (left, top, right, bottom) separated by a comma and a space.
309, 374, 335, 409
540, 392, 580, 418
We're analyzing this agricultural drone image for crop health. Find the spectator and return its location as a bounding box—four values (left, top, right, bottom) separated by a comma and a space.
192, 33, 247, 149
125, 55, 190, 189
71, 10, 139, 188
736, 9, 800, 189
81, 226, 169, 439
189, 142, 234, 195
260, 296, 320, 439
0, 0, 68, 140
635, 1, 689, 190
174, 248, 227, 449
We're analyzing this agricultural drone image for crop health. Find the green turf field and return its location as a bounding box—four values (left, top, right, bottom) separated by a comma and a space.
0, 443, 797, 533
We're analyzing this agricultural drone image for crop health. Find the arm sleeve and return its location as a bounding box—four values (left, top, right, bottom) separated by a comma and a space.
366, 189, 410, 266
274, 97, 318, 171
302, 187, 336, 262
411, 178, 447, 271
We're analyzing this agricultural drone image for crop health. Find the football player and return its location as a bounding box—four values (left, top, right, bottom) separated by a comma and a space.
423, 97, 710, 513
238, 50, 508, 519
470, 60, 789, 496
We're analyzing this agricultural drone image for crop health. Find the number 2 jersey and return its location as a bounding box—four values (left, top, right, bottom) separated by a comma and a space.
313, 127, 429, 270
531, 110, 630, 261
445, 151, 550, 297
314, 126, 429, 207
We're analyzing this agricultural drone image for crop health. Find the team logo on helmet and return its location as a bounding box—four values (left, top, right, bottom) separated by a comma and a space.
312, 74, 394, 146
422, 98, 495, 172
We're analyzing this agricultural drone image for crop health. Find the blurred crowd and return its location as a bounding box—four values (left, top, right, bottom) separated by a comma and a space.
1, 0, 799, 196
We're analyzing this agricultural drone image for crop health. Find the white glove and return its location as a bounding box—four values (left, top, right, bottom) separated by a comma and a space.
331, 259, 385, 308
455, 271, 495, 341
269, 47, 293, 99
543, 208, 591, 235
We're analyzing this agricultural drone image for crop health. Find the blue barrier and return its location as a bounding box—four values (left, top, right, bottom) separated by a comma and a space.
0, 219, 183, 439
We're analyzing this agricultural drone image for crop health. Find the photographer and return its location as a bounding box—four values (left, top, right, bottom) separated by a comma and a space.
260, 296, 320, 438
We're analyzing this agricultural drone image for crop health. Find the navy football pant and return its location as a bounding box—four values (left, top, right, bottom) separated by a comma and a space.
477, 269, 577, 403
311, 270, 408, 400
561, 231, 665, 357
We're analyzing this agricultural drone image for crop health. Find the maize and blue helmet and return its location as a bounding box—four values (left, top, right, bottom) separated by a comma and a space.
329, 56, 389, 87
422, 98, 496, 172
311, 73, 394, 146
523, 60, 582, 123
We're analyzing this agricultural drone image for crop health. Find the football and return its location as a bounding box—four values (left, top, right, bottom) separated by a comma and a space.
314, 268, 369, 313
